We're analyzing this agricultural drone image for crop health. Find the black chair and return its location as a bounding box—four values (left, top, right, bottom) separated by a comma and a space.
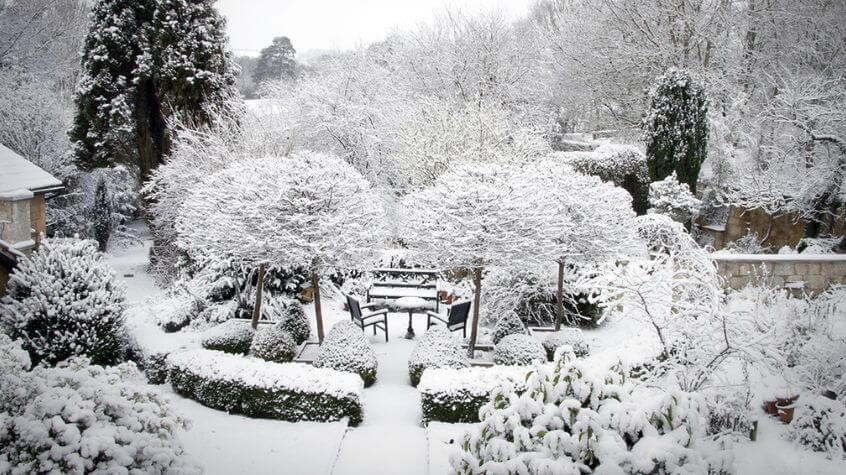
346, 295, 389, 342
426, 300, 471, 338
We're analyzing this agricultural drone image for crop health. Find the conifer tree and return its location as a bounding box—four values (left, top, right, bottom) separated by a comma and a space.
643, 68, 708, 194
252, 36, 298, 84
69, 0, 238, 182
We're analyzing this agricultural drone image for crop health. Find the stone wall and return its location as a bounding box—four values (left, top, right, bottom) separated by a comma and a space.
0, 189, 35, 253
713, 254, 846, 295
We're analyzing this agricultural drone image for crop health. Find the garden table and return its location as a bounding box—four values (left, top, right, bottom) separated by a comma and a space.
392, 296, 430, 339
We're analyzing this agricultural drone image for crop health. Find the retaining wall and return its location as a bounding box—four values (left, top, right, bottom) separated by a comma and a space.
713, 254, 846, 295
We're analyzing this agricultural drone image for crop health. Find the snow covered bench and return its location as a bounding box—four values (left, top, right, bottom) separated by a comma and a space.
418, 366, 532, 423
167, 349, 364, 425
366, 267, 440, 312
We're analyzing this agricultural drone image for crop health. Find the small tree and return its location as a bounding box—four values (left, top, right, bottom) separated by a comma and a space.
643, 68, 708, 194
402, 162, 542, 356
176, 152, 386, 340
530, 160, 637, 330
92, 177, 112, 251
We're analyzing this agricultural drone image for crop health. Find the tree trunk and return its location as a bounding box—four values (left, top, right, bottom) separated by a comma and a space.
468, 267, 483, 358
251, 264, 266, 329
555, 261, 565, 331
312, 270, 325, 343
135, 78, 169, 184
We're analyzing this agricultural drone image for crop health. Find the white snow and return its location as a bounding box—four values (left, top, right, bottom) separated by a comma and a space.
0, 143, 63, 194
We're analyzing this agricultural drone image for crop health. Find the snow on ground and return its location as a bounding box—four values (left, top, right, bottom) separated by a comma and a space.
106, 222, 844, 474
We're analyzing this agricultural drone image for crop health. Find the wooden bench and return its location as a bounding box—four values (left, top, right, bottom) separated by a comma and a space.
366, 268, 440, 312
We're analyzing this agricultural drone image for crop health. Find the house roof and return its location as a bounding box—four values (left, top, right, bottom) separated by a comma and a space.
0, 144, 63, 194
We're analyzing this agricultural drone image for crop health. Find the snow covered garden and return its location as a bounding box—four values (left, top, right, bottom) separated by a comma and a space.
2, 0, 846, 474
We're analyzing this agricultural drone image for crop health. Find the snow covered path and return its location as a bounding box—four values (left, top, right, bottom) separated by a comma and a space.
331, 331, 428, 475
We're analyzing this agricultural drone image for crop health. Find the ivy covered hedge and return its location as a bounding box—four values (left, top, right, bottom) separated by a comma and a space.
418, 366, 531, 423
167, 349, 364, 425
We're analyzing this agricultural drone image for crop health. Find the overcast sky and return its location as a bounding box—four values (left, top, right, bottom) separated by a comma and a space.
216, 0, 536, 58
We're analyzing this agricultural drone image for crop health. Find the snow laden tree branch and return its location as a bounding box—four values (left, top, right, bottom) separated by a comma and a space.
527, 159, 637, 330
176, 152, 387, 340
402, 161, 545, 355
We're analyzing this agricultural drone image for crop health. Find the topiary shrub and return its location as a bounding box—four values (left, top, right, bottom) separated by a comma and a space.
451, 351, 729, 473
418, 366, 531, 423
250, 324, 297, 363
493, 334, 545, 366
0, 334, 199, 474
408, 327, 469, 386
265, 297, 311, 344
542, 328, 590, 361
0, 238, 127, 366
201, 319, 255, 354
564, 144, 650, 215
786, 394, 846, 459
491, 311, 526, 344
167, 349, 364, 425
314, 321, 378, 387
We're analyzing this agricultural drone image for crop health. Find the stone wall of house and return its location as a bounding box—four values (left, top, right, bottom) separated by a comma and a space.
713, 254, 846, 295
0, 189, 35, 253
724, 207, 806, 249
29, 193, 45, 245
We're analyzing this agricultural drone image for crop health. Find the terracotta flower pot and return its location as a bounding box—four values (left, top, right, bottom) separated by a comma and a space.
775, 395, 799, 424
762, 400, 779, 416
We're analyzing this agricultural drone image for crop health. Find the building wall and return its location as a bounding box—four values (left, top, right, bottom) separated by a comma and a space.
30, 193, 46, 245
0, 190, 35, 254
724, 207, 806, 249
713, 254, 846, 295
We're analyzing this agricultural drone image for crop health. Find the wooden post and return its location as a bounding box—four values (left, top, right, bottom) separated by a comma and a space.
467, 267, 483, 358
312, 270, 325, 343
555, 261, 564, 331
251, 264, 266, 329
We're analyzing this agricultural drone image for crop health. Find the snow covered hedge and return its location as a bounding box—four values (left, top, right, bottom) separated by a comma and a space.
0, 334, 199, 474
492, 311, 526, 344
0, 238, 127, 366
314, 321, 378, 387
493, 334, 546, 365
249, 324, 297, 363
562, 144, 650, 214
787, 394, 846, 459
265, 297, 311, 344
542, 329, 590, 360
167, 349, 364, 425
201, 319, 255, 354
450, 351, 730, 473
408, 327, 469, 386
418, 366, 532, 423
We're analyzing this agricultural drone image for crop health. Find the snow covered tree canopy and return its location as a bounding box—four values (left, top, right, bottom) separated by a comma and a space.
401, 161, 543, 270
176, 152, 387, 273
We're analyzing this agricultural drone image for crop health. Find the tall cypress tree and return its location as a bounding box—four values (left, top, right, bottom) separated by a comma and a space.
642, 68, 708, 194
69, 0, 238, 183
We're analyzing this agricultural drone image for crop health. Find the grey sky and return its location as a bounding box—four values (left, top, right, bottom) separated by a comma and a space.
216, 0, 536, 57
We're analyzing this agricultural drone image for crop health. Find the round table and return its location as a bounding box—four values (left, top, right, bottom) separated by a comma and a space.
392, 296, 430, 339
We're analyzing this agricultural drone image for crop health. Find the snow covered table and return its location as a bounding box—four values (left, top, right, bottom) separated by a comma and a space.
392, 296, 430, 340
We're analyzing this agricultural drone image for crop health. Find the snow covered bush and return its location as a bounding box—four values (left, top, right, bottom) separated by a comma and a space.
492, 311, 526, 344
450, 351, 729, 473
201, 319, 255, 354
0, 238, 127, 366
481, 267, 556, 326
418, 366, 531, 423
704, 387, 755, 441
249, 324, 297, 363
562, 144, 650, 214
408, 327, 469, 386
154, 292, 205, 332
542, 328, 590, 360
0, 335, 199, 474
648, 172, 702, 224
493, 334, 546, 366
264, 297, 311, 344
314, 321, 378, 387
167, 349, 364, 424
786, 394, 846, 459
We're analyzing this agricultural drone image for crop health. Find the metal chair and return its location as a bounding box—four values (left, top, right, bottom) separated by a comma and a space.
426, 299, 470, 338
346, 295, 389, 342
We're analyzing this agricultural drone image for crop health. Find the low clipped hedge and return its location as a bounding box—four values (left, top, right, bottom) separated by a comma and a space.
167, 349, 364, 425
408, 327, 469, 386
201, 319, 255, 354
314, 321, 378, 387
418, 366, 531, 423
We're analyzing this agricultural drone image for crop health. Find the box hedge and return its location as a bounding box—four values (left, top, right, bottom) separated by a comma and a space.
418, 366, 531, 423
167, 349, 364, 425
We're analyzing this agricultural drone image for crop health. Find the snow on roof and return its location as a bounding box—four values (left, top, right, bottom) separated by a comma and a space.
0, 144, 63, 194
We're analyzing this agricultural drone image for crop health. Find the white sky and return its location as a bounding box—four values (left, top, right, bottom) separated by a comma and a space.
216, 0, 536, 57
